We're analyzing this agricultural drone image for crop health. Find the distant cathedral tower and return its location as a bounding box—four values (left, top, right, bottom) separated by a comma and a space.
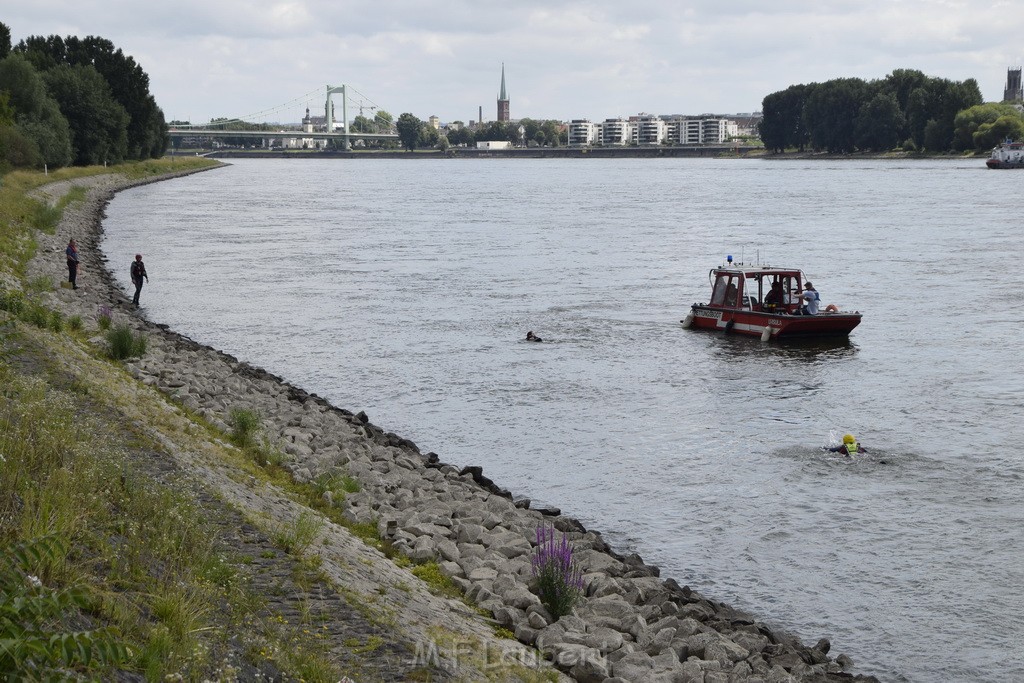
497, 63, 510, 122
1004, 67, 1023, 102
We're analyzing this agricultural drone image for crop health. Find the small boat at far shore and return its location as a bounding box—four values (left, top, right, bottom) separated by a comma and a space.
986, 140, 1024, 169
681, 260, 862, 341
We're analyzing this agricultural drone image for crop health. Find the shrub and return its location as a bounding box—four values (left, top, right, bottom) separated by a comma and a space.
106, 323, 146, 360
0, 535, 131, 674
48, 309, 63, 332
27, 275, 53, 293
0, 289, 26, 315
227, 408, 261, 449
97, 305, 112, 330
531, 525, 583, 619
23, 301, 49, 328
68, 315, 82, 331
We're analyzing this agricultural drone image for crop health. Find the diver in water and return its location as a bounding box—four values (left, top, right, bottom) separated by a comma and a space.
827, 433, 867, 455
526, 331, 543, 342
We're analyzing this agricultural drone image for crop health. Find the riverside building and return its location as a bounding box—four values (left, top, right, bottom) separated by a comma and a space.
567, 114, 740, 147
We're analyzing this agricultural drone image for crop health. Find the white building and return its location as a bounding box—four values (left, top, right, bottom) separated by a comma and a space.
476, 140, 511, 150
568, 119, 597, 146
600, 118, 632, 146
631, 114, 666, 145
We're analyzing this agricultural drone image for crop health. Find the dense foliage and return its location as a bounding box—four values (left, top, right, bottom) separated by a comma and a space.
759, 69, 986, 153
0, 23, 167, 171
395, 112, 567, 152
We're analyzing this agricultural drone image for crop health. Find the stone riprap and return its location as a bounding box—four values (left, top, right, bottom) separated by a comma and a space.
29, 169, 879, 683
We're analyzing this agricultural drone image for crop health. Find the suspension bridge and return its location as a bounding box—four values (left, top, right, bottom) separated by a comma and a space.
167, 84, 399, 149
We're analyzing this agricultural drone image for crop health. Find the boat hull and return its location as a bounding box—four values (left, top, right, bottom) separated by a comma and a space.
986, 159, 1024, 169
685, 305, 861, 339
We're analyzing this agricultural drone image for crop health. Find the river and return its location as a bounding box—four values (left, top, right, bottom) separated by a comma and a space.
101, 157, 1024, 682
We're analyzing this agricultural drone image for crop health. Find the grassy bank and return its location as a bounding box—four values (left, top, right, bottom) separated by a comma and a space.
0, 160, 552, 681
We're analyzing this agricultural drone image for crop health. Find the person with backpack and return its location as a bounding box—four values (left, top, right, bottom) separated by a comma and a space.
798, 281, 820, 315
130, 254, 148, 307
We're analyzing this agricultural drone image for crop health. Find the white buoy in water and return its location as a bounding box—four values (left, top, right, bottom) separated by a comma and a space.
760, 326, 772, 342
681, 312, 694, 328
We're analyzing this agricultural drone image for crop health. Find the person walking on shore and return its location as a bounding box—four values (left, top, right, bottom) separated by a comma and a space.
66, 239, 79, 289
130, 253, 148, 307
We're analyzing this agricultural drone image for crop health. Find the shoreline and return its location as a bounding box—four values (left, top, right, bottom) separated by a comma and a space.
31, 166, 880, 682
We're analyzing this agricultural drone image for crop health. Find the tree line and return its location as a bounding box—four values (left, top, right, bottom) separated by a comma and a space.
0, 22, 167, 173
395, 114, 567, 152
758, 68, 1024, 154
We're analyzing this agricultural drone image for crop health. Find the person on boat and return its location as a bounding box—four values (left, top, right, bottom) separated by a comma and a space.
764, 281, 784, 310
797, 282, 820, 315
526, 331, 543, 342
828, 433, 867, 455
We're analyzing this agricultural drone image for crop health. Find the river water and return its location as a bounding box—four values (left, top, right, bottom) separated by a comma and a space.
101, 157, 1024, 682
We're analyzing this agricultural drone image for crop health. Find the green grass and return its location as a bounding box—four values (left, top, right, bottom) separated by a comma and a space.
106, 323, 147, 359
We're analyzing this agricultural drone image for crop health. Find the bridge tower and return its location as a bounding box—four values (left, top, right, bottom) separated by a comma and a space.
325, 85, 351, 150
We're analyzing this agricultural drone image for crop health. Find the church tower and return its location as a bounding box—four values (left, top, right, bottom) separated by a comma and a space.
497, 63, 510, 122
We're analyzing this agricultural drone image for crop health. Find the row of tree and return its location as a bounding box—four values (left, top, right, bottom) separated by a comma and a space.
0, 22, 167, 172
757, 69, 1016, 154
395, 114, 567, 152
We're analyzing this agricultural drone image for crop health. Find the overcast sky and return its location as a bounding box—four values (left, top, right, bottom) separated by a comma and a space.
5, 1, 1023, 125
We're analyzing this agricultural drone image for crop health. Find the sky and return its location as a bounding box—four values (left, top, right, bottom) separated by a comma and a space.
4, 1, 1024, 126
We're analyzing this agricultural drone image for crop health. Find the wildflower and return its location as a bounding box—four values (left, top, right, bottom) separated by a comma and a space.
531, 525, 584, 619
26, 574, 42, 588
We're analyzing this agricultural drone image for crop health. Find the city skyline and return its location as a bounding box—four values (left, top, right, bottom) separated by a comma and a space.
4, 2, 1023, 126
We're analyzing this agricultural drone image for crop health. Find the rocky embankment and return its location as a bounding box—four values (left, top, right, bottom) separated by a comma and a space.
30, 168, 880, 683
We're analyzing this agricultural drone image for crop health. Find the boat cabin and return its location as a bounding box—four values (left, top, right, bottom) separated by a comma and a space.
708, 266, 806, 314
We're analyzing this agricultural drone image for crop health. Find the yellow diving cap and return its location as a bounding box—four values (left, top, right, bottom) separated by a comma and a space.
843, 434, 855, 444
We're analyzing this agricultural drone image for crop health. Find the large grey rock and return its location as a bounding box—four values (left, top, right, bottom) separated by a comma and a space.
569, 652, 610, 683
611, 651, 655, 680
584, 625, 624, 654
705, 638, 749, 664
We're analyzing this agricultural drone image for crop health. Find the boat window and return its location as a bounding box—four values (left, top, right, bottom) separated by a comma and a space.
711, 275, 732, 305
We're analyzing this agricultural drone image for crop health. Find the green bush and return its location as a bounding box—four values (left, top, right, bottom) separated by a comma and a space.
48, 309, 64, 332
0, 289, 26, 315
227, 408, 262, 449
68, 314, 82, 331
106, 323, 146, 360
0, 535, 131, 674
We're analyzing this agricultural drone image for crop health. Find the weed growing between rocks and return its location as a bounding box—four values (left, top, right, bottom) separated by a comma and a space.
96, 305, 112, 330
106, 323, 146, 360
531, 525, 583, 620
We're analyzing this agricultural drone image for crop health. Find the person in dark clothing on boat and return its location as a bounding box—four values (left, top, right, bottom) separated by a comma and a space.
764, 281, 784, 310
526, 331, 542, 342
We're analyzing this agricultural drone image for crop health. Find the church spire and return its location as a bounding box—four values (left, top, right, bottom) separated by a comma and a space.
497, 63, 510, 122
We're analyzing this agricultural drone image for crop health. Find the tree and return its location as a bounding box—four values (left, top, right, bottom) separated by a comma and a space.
44, 63, 129, 165
396, 112, 422, 151
953, 103, 1024, 151
803, 78, 868, 153
973, 115, 1024, 150
855, 93, 905, 151
759, 84, 813, 152
16, 34, 168, 159
0, 53, 72, 167
0, 22, 10, 59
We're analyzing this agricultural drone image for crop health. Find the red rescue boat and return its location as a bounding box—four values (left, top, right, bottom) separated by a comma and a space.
681, 260, 862, 340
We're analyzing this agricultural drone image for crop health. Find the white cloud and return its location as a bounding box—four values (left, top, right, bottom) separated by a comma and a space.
4, 1, 1023, 124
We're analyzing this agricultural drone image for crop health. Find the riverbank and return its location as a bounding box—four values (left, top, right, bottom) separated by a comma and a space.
18, 163, 879, 681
